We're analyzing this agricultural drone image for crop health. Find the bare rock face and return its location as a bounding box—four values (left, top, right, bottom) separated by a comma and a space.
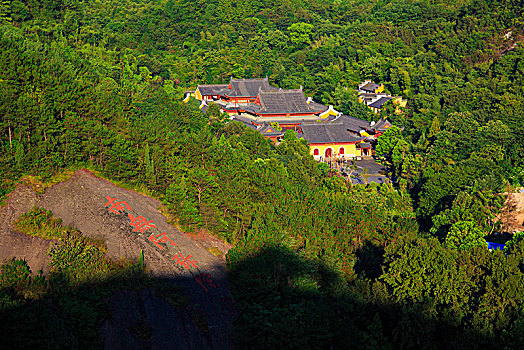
0, 181, 52, 274
0, 169, 234, 350
498, 189, 524, 233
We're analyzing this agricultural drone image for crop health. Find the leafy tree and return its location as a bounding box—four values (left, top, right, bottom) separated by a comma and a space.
443, 112, 478, 134
287, 22, 313, 49
375, 126, 403, 161
445, 220, 487, 251
504, 232, 524, 254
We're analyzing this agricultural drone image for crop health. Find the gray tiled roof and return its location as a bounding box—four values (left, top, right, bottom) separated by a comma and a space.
336, 114, 370, 133
257, 88, 326, 114
226, 77, 278, 97
197, 84, 229, 96
301, 123, 364, 144
368, 96, 391, 109
361, 82, 380, 93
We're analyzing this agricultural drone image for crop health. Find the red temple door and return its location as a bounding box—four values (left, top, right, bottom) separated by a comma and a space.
325, 148, 332, 158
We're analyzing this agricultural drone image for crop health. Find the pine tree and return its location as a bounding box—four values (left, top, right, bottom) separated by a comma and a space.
15, 142, 24, 169
144, 143, 155, 184
429, 116, 441, 138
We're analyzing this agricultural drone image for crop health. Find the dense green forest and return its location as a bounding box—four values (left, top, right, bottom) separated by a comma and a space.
1, 0, 524, 348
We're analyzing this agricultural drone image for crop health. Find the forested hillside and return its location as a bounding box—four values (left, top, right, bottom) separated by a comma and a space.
1, 0, 524, 348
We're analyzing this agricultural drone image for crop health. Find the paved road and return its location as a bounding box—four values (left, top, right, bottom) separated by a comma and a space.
338, 159, 389, 185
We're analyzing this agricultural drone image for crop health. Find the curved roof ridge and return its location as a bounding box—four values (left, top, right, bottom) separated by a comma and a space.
230, 77, 269, 82
259, 88, 304, 94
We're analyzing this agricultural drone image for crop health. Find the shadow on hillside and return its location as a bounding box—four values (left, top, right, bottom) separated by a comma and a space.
227, 245, 513, 350
2, 245, 520, 350
0, 265, 234, 350
354, 241, 385, 279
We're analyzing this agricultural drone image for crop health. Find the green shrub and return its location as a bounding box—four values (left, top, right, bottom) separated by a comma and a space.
15, 207, 64, 239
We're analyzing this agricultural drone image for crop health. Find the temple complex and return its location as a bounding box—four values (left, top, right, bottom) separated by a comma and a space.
190, 78, 401, 160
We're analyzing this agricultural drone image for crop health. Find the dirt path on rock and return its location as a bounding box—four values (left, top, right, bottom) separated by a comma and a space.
0, 169, 235, 349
